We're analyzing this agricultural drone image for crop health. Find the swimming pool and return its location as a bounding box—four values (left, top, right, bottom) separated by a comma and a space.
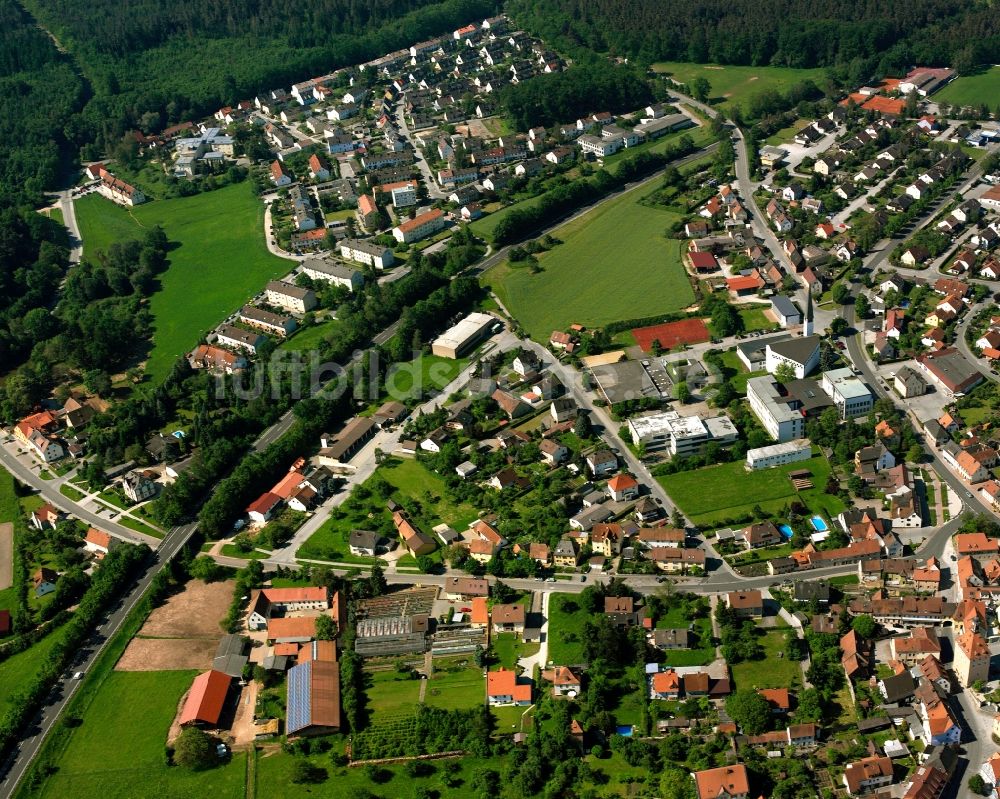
777, 524, 793, 539
615, 725, 634, 737
810, 516, 828, 532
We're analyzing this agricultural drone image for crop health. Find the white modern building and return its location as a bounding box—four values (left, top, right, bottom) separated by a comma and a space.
746, 439, 813, 470
765, 336, 821, 378
747, 376, 806, 443
820, 368, 873, 419
627, 411, 738, 456
264, 281, 317, 313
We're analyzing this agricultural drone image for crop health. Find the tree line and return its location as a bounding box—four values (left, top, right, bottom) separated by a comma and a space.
0, 543, 150, 758
506, 0, 1000, 76
490, 133, 703, 245
499, 63, 654, 131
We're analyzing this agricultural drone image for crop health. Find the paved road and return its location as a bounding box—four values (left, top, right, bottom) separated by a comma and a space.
395, 99, 446, 200
0, 442, 158, 548
0, 522, 198, 798
57, 190, 83, 265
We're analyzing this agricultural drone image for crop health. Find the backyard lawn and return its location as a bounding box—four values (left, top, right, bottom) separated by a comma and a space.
655, 610, 715, 668
298, 457, 479, 562
484, 182, 694, 343
424, 663, 484, 710
32, 670, 246, 799
935, 66, 1000, 108
379, 457, 481, 529
730, 630, 802, 691
658, 454, 845, 527
491, 632, 540, 670
364, 670, 423, 722
714, 350, 766, 395
546, 593, 592, 665
75, 183, 294, 382
652, 62, 828, 113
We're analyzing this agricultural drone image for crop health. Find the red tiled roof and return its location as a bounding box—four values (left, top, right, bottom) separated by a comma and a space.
179, 670, 231, 726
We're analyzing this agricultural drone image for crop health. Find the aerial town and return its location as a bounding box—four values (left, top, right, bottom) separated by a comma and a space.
7, 5, 1000, 799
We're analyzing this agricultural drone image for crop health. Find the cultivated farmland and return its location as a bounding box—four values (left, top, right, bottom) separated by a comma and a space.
75, 184, 294, 383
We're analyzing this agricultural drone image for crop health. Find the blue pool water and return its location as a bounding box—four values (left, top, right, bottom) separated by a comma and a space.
810, 516, 828, 531
777, 524, 793, 539
616, 725, 634, 737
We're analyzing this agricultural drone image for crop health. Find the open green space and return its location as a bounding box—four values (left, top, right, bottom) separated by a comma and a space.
384, 354, 470, 401
28, 670, 246, 799
655, 610, 715, 667
491, 632, 540, 671
75, 183, 294, 382
278, 318, 341, 353
380, 457, 481, 529
764, 119, 810, 146
935, 67, 1000, 108
117, 516, 165, 539
651, 62, 828, 113
0, 623, 72, 717
730, 629, 802, 691
547, 593, 591, 665
424, 663, 484, 710
658, 453, 845, 527
484, 182, 694, 342
364, 669, 423, 722
715, 349, 764, 395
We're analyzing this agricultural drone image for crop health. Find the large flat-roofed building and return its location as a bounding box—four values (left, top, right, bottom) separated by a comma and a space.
431, 312, 495, 358
338, 238, 395, 269
627, 410, 737, 455
591, 359, 671, 404
765, 335, 821, 378
286, 660, 341, 736
820, 367, 873, 419
746, 439, 813, 470
747, 375, 806, 442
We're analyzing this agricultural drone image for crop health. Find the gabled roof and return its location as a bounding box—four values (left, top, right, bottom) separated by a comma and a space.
179, 670, 231, 726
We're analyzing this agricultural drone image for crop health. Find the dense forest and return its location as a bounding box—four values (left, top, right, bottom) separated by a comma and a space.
19, 0, 495, 157
506, 0, 1000, 75
499, 63, 654, 130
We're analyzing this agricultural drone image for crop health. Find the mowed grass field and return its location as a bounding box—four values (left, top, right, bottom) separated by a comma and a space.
33, 670, 246, 799
658, 454, 845, 527
652, 62, 828, 112
547, 593, 591, 665
730, 629, 802, 691
484, 183, 694, 342
935, 66, 1000, 107
75, 183, 294, 382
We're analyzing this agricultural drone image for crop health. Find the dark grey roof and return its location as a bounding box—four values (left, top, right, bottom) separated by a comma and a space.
793, 580, 830, 603
771, 295, 800, 319
879, 672, 916, 703
767, 335, 821, 366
